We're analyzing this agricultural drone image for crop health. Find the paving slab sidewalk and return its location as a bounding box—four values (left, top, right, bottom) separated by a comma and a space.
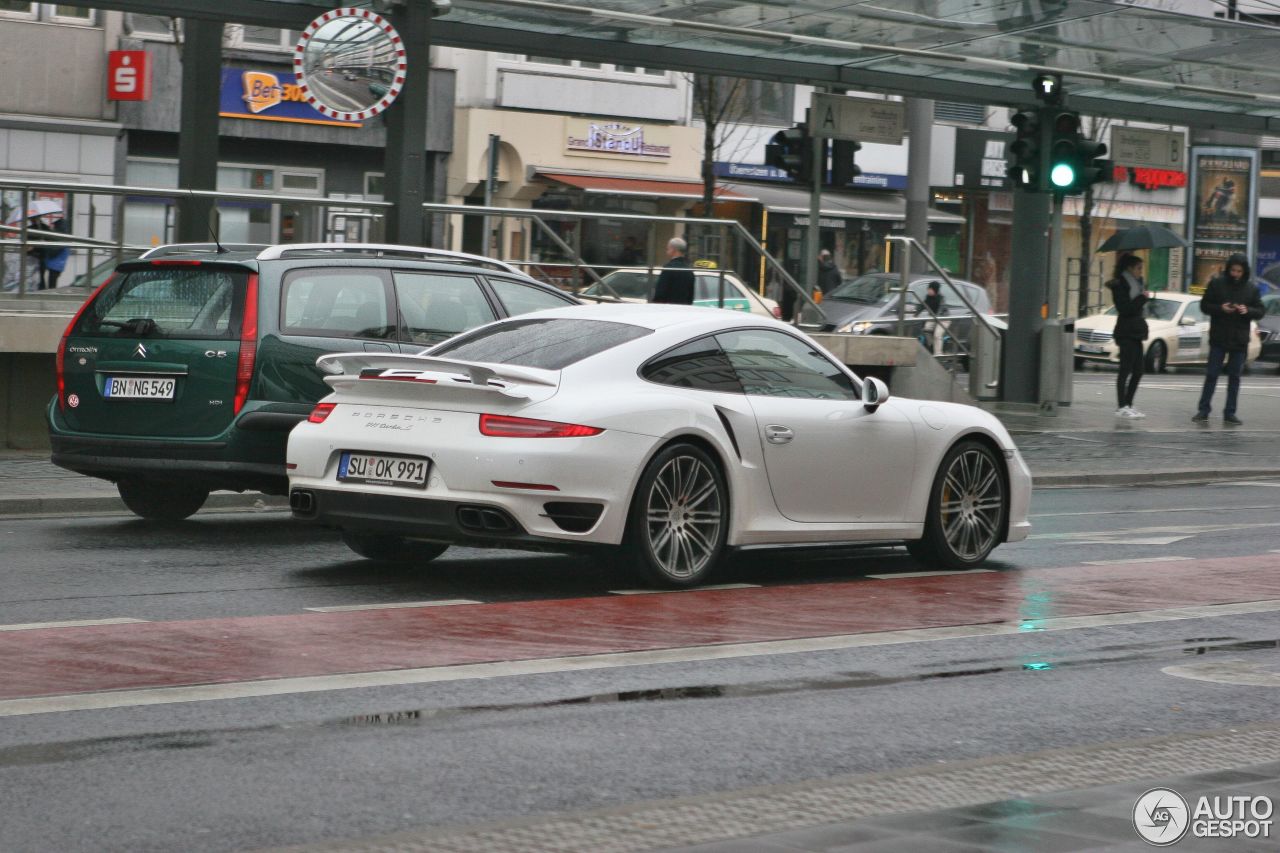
2, 375, 1278, 517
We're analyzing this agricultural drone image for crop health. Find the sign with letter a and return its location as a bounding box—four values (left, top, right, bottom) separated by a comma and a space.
107, 50, 152, 101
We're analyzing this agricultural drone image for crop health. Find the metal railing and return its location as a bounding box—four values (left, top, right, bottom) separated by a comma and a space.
0, 178, 828, 322
886, 236, 1004, 387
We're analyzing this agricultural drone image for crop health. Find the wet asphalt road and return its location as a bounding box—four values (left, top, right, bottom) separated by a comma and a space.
2, 482, 1280, 852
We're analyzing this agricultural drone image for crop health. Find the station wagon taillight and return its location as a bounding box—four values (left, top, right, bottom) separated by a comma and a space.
233, 273, 259, 414
478, 414, 603, 438
56, 275, 113, 412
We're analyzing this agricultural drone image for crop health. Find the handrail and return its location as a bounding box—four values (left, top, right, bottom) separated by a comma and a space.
886, 236, 1003, 340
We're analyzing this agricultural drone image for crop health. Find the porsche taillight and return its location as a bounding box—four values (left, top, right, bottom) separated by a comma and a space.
478, 414, 603, 438
308, 402, 336, 424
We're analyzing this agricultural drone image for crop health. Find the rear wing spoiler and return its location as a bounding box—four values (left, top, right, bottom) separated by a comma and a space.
316, 352, 559, 399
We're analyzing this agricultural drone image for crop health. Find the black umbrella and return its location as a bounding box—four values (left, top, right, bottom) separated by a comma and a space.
1096, 224, 1188, 252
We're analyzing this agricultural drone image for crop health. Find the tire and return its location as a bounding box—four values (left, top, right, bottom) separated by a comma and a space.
1145, 340, 1167, 374
625, 442, 729, 588
117, 479, 208, 521
906, 440, 1008, 570
341, 531, 448, 563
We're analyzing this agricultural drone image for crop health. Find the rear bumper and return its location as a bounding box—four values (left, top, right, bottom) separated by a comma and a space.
290, 487, 592, 552
48, 399, 292, 494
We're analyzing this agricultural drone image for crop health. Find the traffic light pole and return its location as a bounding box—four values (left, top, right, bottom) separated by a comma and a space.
1039, 193, 1065, 415
804, 131, 823, 319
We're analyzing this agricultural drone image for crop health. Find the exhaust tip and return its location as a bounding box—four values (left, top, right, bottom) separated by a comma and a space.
290, 489, 316, 515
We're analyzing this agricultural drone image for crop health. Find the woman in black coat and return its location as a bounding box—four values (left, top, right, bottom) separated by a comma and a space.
1106, 253, 1151, 418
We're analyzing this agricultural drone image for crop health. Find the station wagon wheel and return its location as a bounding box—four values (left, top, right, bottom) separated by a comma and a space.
341, 531, 448, 564
907, 440, 1007, 569
117, 479, 209, 522
1145, 340, 1167, 374
626, 443, 728, 588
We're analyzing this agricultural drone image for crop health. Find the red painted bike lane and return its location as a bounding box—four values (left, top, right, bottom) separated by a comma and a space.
3, 554, 1280, 701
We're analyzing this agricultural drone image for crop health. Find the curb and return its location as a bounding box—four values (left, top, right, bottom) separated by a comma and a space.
0, 492, 289, 518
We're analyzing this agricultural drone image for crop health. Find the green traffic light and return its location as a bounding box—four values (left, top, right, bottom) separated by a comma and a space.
1050, 162, 1075, 188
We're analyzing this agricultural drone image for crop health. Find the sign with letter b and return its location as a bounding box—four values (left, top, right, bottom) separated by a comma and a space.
107, 50, 152, 101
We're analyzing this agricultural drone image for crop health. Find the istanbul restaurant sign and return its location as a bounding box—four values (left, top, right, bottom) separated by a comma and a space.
566, 120, 671, 159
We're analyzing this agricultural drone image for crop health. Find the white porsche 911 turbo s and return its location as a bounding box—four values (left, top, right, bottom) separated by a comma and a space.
287, 304, 1031, 587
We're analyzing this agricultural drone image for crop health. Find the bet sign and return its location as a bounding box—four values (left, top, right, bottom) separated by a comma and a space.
107, 50, 152, 101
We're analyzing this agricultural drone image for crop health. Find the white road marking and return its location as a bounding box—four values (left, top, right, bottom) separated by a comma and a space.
1222, 482, 1280, 488
0, 617, 147, 632
305, 600, 480, 612
865, 569, 996, 579
1032, 503, 1280, 518
6, 599, 1280, 717
1069, 536, 1192, 546
1080, 556, 1193, 565
1163, 660, 1280, 688
1032, 520, 1280, 541
609, 584, 760, 595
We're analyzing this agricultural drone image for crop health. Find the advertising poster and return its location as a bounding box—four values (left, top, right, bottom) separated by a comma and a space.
1185, 147, 1257, 293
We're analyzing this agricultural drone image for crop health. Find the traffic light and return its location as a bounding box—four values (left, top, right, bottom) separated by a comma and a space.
1074, 136, 1112, 191
1007, 108, 1044, 191
830, 138, 862, 187
1045, 109, 1111, 194
765, 125, 814, 184
1048, 109, 1082, 191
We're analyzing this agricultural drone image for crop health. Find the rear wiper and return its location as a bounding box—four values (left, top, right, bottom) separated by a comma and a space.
96, 318, 159, 336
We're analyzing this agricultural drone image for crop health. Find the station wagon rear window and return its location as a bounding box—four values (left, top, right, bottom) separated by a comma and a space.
431, 318, 652, 370
75, 268, 246, 339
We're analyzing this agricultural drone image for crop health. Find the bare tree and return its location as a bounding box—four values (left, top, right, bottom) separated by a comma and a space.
689, 74, 753, 218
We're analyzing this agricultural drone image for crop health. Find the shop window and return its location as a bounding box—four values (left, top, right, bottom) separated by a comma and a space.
524, 56, 666, 78
125, 13, 176, 38
0, 3, 36, 18
1, 3, 96, 23
364, 173, 385, 201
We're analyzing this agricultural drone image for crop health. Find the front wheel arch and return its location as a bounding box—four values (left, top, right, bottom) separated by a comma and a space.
909, 432, 1011, 562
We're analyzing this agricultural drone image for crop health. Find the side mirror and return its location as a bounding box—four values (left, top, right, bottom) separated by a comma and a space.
1179, 317, 1197, 326
862, 376, 890, 413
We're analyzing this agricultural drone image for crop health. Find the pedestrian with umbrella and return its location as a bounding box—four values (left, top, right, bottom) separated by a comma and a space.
1105, 253, 1153, 418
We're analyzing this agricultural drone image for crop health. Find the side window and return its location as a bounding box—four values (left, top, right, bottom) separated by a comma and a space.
1183, 302, 1205, 323
641, 337, 744, 393
393, 272, 497, 346
487, 277, 574, 318
281, 269, 392, 340
716, 329, 858, 401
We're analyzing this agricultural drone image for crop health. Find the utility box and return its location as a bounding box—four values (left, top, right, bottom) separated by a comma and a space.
1058, 319, 1075, 406
968, 320, 1001, 401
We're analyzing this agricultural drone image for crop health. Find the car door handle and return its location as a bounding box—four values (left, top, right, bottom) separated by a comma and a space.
765, 425, 794, 444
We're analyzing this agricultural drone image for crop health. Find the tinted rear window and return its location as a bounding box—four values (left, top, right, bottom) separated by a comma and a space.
431, 318, 652, 370
75, 267, 246, 339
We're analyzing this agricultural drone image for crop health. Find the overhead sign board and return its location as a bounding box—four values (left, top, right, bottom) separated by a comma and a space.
1110, 127, 1186, 171
810, 94, 905, 145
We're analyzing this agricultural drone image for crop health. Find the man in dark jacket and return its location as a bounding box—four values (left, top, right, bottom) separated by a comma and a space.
1193, 252, 1264, 425
817, 249, 842, 295
652, 237, 695, 304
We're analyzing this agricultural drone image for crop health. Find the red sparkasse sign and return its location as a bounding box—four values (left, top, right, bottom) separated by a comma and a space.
107, 50, 151, 101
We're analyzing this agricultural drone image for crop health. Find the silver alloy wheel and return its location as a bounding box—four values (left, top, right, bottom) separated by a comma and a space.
938, 447, 1004, 561
644, 454, 723, 580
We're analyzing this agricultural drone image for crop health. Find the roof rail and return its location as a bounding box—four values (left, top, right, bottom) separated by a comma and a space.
140, 243, 270, 259
254, 243, 520, 274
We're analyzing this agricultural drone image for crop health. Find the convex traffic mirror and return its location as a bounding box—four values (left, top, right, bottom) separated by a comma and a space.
294, 7, 406, 123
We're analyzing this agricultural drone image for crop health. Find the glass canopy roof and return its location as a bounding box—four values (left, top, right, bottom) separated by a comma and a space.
433, 0, 1280, 130
60, 0, 1280, 130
